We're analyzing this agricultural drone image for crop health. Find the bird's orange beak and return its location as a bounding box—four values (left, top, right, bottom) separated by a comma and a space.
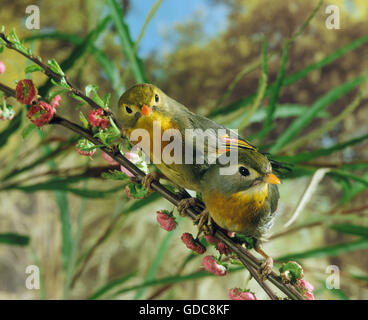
264, 173, 281, 185
141, 104, 151, 116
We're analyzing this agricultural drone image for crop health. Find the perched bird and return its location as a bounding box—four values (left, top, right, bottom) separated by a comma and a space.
117, 83, 281, 277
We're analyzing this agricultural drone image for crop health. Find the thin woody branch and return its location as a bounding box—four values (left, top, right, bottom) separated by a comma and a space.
0, 40, 305, 299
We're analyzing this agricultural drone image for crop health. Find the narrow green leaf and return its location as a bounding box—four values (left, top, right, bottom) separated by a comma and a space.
329, 224, 368, 238
134, 222, 179, 299
274, 133, 368, 164
21, 123, 38, 139
283, 91, 363, 152
54, 191, 72, 271
208, 35, 368, 118
270, 74, 368, 153
107, 0, 148, 83
238, 36, 268, 129
108, 267, 243, 299
0, 112, 22, 149
0, 233, 30, 246
261, 39, 289, 138
89, 272, 137, 300
25, 64, 44, 74
278, 238, 368, 261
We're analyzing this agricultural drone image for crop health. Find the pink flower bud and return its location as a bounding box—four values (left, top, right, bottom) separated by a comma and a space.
27, 101, 55, 127
102, 152, 119, 165
297, 279, 315, 300
228, 288, 257, 300
0, 61, 6, 74
76, 148, 96, 157
51, 95, 61, 108
88, 108, 110, 129
204, 235, 219, 244
120, 152, 139, 177
16, 79, 37, 104
156, 210, 177, 231
181, 233, 206, 254
217, 242, 232, 255
202, 255, 227, 276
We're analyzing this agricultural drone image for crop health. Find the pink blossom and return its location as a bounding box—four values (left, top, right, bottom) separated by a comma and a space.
204, 235, 219, 244
297, 279, 315, 300
156, 211, 177, 231
76, 148, 96, 157
228, 288, 257, 300
217, 242, 232, 255
27, 101, 55, 127
16, 79, 37, 104
202, 255, 227, 276
120, 152, 139, 177
0, 61, 5, 74
88, 108, 110, 129
102, 152, 119, 165
181, 233, 206, 254
51, 95, 61, 108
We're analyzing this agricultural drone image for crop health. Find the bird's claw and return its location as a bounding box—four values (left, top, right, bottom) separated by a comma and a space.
258, 256, 273, 281
142, 172, 160, 192
194, 208, 213, 235
177, 197, 199, 217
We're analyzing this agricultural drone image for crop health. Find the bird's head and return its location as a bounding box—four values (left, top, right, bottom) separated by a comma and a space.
203, 149, 280, 197
117, 83, 166, 128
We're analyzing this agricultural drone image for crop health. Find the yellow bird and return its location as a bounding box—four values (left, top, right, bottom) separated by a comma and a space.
117, 83, 282, 277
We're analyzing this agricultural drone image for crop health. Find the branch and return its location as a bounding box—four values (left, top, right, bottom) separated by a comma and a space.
0, 43, 305, 299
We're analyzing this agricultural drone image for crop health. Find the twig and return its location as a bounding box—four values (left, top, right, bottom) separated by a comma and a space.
284, 168, 330, 228
0, 43, 306, 301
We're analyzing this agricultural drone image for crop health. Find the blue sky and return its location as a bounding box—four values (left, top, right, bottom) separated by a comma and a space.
125, 0, 228, 57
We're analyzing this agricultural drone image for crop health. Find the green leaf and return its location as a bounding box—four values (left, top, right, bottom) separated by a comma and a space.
22, 123, 38, 139
208, 34, 368, 118
85, 84, 105, 108
38, 16, 111, 96
270, 74, 368, 153
79, 111, 89, 129
274, 133, 368, 164
25, 64, 44, 74
107, 267, 243, 299
261, 39, 289, 138
238, 36, 268, 130
134, 221, 179, 299
101, 170, 130, 181
278, 238, 368, 261
0, 112, 22, 150
0, 233, 30, 246
54, 191, 72, 271
329, 224, 368, 238
47, 58, 65, 76
123, 192, 161, 215
107, 0, 148, 83
88, 272, 137, 300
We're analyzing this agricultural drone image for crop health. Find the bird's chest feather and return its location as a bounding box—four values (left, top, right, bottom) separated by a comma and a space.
204, 185, 268, 234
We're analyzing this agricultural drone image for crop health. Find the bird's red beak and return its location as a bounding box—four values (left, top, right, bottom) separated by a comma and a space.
141, 104, 151, 116
264, 173, 281, 185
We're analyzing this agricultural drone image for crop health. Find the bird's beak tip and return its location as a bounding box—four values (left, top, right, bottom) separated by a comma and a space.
264, 172, 281, 185
141, 104, 151, 116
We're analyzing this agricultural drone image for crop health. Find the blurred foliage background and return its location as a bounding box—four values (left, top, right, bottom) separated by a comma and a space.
0, 0, 367, 299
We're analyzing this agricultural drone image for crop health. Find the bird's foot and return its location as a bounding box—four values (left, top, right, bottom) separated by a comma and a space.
255, 244, 273, 280
141, 171, 161, 192
258, 256, 273, 281
194, 208, 213, 235
177, 197, 200, 217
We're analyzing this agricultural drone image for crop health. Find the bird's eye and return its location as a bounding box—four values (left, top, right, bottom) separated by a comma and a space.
239, 166, 250, 177
155, 94, 159, 103
125, 106, 132, 114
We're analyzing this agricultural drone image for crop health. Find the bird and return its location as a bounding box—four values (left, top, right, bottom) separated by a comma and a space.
117, 83, 282, 277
